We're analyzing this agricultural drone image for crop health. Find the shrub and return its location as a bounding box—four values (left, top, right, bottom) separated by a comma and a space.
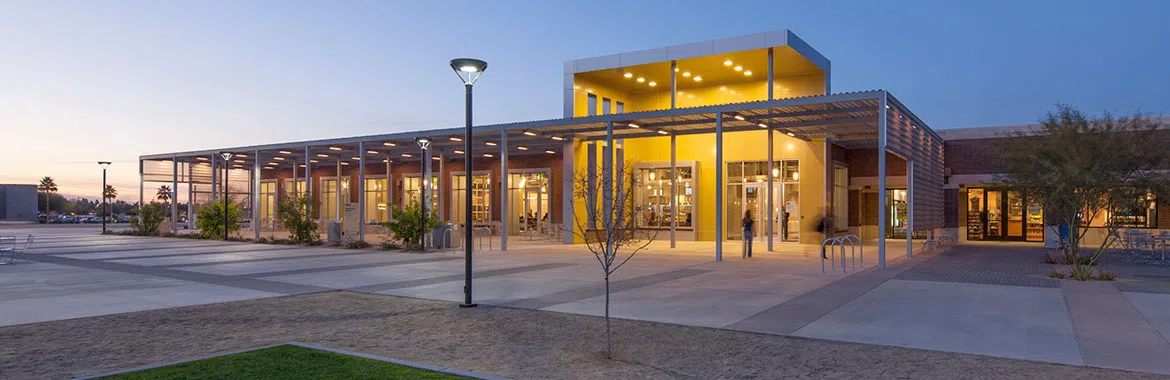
278, 195, 319, 244
343, 239, 371, 249
380, 240, 403, 251
1042, 254, 1057, 265
381, 201, 442, 251
196, 199, 243, 239
1096, 271, 1118, 281
1070, 265, 1095, 281
130, 203, 165, 236
1046, 270, 1067, 279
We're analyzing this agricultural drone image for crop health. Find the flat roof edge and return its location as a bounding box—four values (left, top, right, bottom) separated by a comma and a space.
565, 29, 829, 74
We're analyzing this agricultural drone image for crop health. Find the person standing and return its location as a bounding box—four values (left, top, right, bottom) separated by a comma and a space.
742, 210, 755, 258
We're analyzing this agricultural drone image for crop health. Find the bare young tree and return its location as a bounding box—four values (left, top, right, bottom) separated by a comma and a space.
572, 163, 657, 360
1001, 105, 1170, 280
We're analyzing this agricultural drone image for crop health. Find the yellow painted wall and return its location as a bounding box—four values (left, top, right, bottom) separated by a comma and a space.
573, 73, 826, 117
572, 130, 827, 242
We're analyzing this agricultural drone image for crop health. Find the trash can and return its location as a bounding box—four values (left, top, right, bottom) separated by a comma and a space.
327, 220, 342, 243
432, 225, 452, 249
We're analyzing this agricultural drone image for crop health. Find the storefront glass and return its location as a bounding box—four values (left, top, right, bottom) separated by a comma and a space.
635, 166, 693, 229
452, 173, 491, 226
508, 172, 551, 236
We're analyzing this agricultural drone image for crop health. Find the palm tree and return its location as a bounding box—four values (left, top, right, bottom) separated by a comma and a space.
157, 185, 172, 205
38, 176, 57, 215
103, 185, 117, 217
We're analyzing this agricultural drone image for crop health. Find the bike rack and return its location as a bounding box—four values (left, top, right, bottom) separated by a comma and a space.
821, 234, 862, 274
475, 227, 493, 251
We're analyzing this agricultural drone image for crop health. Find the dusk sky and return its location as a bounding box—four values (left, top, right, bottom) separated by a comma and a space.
2, 0, 1168, 202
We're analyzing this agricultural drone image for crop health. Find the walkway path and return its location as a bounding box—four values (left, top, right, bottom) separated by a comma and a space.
4, 226, 1170, 375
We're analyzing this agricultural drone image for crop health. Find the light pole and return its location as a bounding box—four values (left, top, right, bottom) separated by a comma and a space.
450, 57, 487, 308
414, 137, 431, 252
219, 152, 234, 240
98, 161, 110, 234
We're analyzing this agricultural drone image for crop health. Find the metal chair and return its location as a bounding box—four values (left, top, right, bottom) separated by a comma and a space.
0, 235, 32, 265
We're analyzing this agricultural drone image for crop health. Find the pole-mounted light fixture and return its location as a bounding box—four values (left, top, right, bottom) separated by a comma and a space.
450, 57, 487, 309
218, 152, 234, 241
414, 136, 431, 254
98, 161, 111, 234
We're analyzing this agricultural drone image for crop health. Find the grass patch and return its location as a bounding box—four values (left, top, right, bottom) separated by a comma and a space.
97, 344, 469, 380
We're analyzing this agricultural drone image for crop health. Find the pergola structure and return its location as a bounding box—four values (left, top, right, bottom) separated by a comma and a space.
140, 89, 943, 268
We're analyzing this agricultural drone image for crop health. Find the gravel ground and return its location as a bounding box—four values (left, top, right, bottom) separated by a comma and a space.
1, 291, 1164, 380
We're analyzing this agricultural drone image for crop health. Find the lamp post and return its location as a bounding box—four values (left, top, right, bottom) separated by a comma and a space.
414, 137, 431, 252
219, 152, 234, 240
98, 161, 110, 234
450, 57, 487, 309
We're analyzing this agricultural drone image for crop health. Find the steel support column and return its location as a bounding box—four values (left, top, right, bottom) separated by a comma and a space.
603, 121, 613, 229
907, 159, 914, 258
171, 156, 178, 234
715, 113, 724, 262
253, 150, 261, 240
767, 128, 774, 251
359, 141, 366, 242
877, 93, 889, 269
500, 130, 509, 251
670, 133, 677, 248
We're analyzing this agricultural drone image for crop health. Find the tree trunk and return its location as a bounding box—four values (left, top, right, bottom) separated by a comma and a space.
605, 274, 611, 360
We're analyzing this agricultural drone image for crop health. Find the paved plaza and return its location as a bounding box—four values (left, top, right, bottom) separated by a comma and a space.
3, 226, 1170, 376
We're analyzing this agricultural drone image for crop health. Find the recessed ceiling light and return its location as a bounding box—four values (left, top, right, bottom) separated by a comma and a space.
734, 115, 745, 121
450, 136, 463, 142
517, 146, 528, 151
316, 154, 329, 158
233, 159, 245, 163
734, 65, 743, 72
432, 156, 440, 160
261, 167, 273, 170
310, 159, 319, 163
628, 123, 640, 128
636, 77, 645, 83
656, 130, 669, 135
551, 136, 565, 141
382, 159, 390, 163
383, 142, 397, 147
341, 162, 349, 166
786, 132, 796, 137
454, 150, 465, 154
196, 157, 208, 161
267, 162, 278, 166
352, 156, 361, 160
401, 153, 413, 158
743, 70, 752, 76
273, 157, 285, 160
681, 71, 691, 77
329, 146, 342, 151
623, 72, 633, 78
758, 123, 768, 128
367, 150, 378, 154
545, 149, 555, 154
648, 81, 657, 87
236, 154, 247, 158
723, 59, 733, 66
674, 67, 679, 72
693, 76, 702, 82
298, 164, 306, 168
523, 130, 537, 136
483, 153, 494, 158
485, 141, 497, 146
278, 150, 292, 155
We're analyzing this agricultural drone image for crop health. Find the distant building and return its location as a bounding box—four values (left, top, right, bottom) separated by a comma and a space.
0, 184, 38, 222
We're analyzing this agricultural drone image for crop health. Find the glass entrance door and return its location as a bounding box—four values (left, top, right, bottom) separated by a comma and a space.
522, 188, 546, 237
1005, 191, 1025, 239
985, 190, 1003, 239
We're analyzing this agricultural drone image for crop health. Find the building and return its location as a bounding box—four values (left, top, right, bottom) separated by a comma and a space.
139, 29, 1164, 267
0, 184, 38, 222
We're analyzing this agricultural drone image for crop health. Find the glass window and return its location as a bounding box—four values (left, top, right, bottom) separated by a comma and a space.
508, 172, 551, 235
635, 166, 693, 228
1086, 193, 1157, 228
403, 175, 440, 215
364, 178, 388, 223
966, 188, 985, 240
452, 173, 492, 226
259, 181, 277, 227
